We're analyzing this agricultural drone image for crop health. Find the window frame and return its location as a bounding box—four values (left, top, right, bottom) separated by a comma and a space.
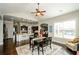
54, 20, 76, 39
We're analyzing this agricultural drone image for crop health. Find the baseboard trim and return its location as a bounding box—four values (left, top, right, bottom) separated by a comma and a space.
52, 41, 65, 47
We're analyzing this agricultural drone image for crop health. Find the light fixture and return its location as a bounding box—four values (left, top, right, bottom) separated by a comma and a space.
36, 12, 41, 16
31, 3, 46, 16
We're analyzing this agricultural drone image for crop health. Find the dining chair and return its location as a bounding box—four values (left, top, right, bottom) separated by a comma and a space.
46, 37, 52, 49
31, 37, 52, 55
29, 35, 34, 49
38, 37, 52, 54
31, 40, 40, 54
31, 38, 45, 55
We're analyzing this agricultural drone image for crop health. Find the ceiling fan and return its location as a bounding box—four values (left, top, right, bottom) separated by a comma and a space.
31, 3, 46, 16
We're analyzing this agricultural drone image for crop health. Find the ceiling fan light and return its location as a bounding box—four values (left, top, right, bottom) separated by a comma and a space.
36, 12, 41, 16
31, 3, 46, 16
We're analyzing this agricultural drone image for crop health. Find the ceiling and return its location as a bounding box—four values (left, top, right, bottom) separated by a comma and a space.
0, 3, 79, 21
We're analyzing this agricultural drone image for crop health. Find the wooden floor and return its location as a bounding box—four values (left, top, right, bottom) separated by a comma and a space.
3, 45, 17, 55
0, 41, 76, 55
0, 45, 3, 55
3, 38, 17, 55
0, 38, 29, 55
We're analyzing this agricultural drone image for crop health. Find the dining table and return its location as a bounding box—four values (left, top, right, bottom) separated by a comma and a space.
32, 37, 51, 55
32, 37, 46, 55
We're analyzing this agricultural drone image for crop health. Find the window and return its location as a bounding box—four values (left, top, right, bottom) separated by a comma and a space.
54, 20, 76, 39
49, 26, 52, 33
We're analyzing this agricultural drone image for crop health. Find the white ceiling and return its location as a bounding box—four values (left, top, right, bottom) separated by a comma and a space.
0, 3, 79, 21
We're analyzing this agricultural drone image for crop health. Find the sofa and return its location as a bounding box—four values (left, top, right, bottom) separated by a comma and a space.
66, 38, 79, 51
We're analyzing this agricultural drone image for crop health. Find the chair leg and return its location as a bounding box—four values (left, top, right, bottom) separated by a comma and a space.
50, 44, 52, 49
50, 41, 52, 49
29, 39, 31, 49
37, 46, 40, 55
32, 45, 34, 53
29, 44, 31, 49
42, 46, 44, 55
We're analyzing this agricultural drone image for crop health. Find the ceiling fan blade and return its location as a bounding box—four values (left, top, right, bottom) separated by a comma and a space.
40, 13, 44, 16
31, 3, 46, 16
36, 9, 39, 11
41, 11, 46, 12
31, 12, 37, 14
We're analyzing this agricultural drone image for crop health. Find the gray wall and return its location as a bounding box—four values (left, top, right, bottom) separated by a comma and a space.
0, 19, 3, 45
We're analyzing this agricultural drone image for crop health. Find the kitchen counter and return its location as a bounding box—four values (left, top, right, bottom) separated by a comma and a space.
16, 33, 29, 42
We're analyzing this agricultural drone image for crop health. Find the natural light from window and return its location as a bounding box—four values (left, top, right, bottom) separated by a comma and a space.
54, 20, 76, 39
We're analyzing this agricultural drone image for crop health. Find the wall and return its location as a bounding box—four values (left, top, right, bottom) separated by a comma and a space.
0, 19, 3, 45
39, 10, 79, 44
4, 21, 13, 38
76, 15, 79, 37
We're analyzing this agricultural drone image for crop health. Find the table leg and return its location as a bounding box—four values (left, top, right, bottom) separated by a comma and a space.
38, 46, 40, 55
29, 39, 31, 49
42, 46, 44, 55
50, 40, 52, 49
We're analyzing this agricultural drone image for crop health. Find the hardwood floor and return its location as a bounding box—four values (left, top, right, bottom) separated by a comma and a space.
3, 44, 17, 55
0, 38, 29, 55
0, 40, 76, 55
0, 45, 3, 55
3, 38, 17, 55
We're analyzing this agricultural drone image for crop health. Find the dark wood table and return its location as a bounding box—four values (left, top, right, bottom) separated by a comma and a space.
32, 37, 52, 55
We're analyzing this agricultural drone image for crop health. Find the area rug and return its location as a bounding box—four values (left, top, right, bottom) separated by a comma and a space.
16, 44, 70, 55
